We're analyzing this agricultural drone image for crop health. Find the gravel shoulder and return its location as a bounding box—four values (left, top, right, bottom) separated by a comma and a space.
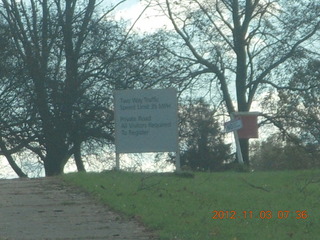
0, 177, 156, 240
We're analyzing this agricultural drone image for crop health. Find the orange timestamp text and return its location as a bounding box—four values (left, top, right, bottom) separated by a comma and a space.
211, 210, 308, 220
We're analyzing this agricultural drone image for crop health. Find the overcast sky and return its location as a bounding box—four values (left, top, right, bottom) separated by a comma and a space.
108, 0, 172, 33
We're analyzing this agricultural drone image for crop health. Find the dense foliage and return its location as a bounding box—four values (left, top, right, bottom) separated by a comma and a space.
179, 99, 231, 171
251, 133, 320, 171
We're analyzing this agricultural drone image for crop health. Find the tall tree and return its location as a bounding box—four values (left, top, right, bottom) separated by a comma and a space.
0, 20, 29, 177
0, 0, 110, 175
148, 0, 320, 165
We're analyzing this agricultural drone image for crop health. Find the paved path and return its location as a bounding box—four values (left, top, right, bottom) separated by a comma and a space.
0, 177, 156, 240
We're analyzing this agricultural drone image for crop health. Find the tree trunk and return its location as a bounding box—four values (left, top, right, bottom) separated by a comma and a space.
74, 139, 86, 172
231, 1, 251, 166
44, 153, 67, 176
43, 140, 68, 176
44, 158, 64, 176
0, 138, 28, 178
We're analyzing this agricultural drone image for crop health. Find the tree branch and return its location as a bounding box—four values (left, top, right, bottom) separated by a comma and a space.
248, 21, 320, 107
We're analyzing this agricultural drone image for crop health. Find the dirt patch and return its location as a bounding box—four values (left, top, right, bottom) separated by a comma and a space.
0, 177, 157, 240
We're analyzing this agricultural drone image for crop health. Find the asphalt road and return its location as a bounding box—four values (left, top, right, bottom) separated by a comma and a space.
0, 177, 156, 240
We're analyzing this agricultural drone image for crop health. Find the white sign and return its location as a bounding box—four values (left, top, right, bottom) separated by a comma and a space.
114, 88, 178, 153
224, 119, 243, 133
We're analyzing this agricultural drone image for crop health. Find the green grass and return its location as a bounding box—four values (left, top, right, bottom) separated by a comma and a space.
63, 169, 320, 240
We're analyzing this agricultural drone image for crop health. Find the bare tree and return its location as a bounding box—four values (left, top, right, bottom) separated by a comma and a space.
0, 20, 30, 177
0, 0, 116, 176
147, 0, 320, 165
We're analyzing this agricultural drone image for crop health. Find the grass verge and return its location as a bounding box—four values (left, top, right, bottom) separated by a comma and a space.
63, 169, 320, 240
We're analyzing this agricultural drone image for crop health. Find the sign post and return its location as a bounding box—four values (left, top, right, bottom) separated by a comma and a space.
229, 113, 244, 164
115, 153, 120, 170
114, 88, 180, 171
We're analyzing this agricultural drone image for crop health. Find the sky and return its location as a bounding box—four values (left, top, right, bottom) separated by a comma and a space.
107, 0, 172, 32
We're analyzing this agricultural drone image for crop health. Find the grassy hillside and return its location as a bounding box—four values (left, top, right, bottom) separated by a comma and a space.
63, 170, 320, 240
